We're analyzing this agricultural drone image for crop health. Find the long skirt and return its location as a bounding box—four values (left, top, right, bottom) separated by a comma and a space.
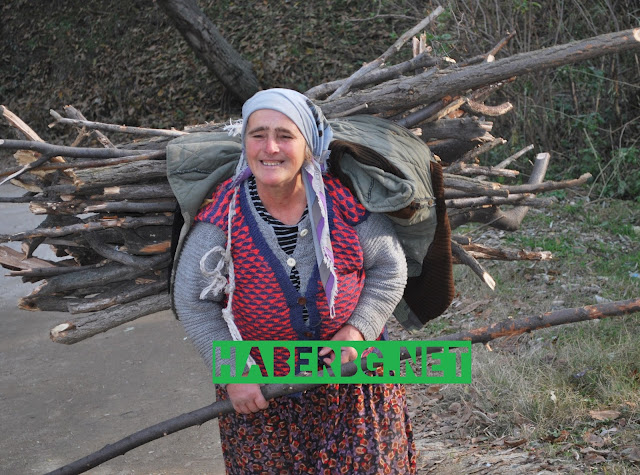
217, 381, 416, 474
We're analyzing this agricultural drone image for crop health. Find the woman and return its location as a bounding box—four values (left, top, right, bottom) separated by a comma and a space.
173, 88, 416, 474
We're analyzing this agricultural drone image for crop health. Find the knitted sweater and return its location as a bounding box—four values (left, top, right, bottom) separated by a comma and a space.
173, 179, 408, 373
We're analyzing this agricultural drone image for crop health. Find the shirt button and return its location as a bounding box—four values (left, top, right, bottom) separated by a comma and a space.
297, 297, 307, 306
300, 229, 309, 237
287, 257, 296, 267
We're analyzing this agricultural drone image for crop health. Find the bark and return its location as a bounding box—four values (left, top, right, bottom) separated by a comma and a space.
0, 215, 173, 243
319, 28, 640, 117
44, 297, 640, 475
155, 0, 260, 101
49, 293, 171, 344
29, 199, 177, 215
72, 161, 168, 189
29, 261, 166, 297
67, 276, 168, 314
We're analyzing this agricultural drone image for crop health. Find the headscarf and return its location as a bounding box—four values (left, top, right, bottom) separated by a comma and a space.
225, 88, 338, 317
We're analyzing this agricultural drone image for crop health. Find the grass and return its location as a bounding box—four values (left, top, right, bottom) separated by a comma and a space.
409, 197, 640, 470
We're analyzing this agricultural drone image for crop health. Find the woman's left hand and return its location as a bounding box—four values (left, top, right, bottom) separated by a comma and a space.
318, 324, 364, 365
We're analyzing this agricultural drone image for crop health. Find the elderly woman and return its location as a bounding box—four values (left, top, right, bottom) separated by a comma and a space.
173, 88, 416, 474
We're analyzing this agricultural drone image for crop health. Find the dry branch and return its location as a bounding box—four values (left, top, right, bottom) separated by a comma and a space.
0, 25, 627, 341
327, 6, 445, 100
49, 109, 187, 137
49, 293, 171, 344
319, 28, 640, 117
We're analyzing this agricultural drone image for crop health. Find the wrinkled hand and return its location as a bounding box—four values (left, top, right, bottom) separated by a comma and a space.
318, 324, 364, 365
226, 383, 269, 414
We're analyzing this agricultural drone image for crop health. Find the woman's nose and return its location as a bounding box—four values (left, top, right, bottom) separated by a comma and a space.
265, 136, 279, 154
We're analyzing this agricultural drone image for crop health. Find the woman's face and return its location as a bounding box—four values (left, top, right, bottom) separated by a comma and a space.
244, 109, 308, 192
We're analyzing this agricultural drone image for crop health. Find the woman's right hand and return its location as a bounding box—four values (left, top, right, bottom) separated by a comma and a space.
226, 383, 269, 414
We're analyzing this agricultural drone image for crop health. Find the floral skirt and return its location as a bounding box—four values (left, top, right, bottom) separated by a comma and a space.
217, 382, 416, 474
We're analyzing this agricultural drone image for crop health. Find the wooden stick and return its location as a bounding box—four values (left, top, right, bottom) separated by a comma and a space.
460, 242, 553, 261
44, 297, 640, 475
319, 28, 640, 117
0, 215, 173, 243
0, 244, 57, 271
64, 106, 116, 149
494, 144, 534, 169
9, 262, 108, 279
0, 139, 157, 158
29, 199, 176, 215
72, 160, 168, 189
49, 109, 188, 137
451, 241, 496, 289
446, 193, 555, 209
305, 52, 441, 100
29, 261, 165, 297
327, 6, 445, 99
83, 233, 170, 268
50, 293, 171, 344
0, 151, 166, 178
0, 153, 54, 186
67, 276, 168, 314
1, 105, 45, 141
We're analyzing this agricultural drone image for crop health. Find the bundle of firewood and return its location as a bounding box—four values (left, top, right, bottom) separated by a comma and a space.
1, 10, 637, 344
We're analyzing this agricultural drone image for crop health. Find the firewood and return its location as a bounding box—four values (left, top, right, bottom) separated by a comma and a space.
49, 293, 171, 344
2, 26, 638, 344
66, 273, 168, 314
28, 261, 166, 297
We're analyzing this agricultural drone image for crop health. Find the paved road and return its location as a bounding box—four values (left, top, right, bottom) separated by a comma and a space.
0, 185, 224, 474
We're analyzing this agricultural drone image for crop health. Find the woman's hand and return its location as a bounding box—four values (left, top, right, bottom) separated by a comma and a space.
226, 383, 269, 414
318, 324, 364, 365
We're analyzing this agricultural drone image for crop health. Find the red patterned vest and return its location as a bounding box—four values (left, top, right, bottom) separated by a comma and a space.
195, 173, 370, 375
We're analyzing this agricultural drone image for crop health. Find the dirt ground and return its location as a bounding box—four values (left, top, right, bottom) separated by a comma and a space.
0, 184, 224, 474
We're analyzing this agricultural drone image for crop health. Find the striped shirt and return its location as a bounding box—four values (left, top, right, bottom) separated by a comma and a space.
248, 177, 309, 321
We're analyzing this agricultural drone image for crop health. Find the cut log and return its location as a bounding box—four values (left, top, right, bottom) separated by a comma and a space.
50, 293, 171, 344
67, 274, 168, 314
0, 215, 173, 243
29, 261, 167, 297
72, 160, 168, 189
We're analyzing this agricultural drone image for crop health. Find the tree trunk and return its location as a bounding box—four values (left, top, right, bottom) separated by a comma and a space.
155, 0, 260, 102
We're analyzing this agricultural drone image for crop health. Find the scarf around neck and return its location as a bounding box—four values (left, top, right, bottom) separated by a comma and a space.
225, 88, 338, 317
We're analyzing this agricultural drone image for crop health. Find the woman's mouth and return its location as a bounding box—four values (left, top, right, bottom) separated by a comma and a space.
260, 160, 283, 167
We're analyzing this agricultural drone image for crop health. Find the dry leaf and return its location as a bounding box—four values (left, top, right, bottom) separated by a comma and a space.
583, 432, 605, 448
589, 409, 620, 421
553, 430, 570, 443
584, 453, 606, 464
504, 438, 527, 447
621, 447, 640, 462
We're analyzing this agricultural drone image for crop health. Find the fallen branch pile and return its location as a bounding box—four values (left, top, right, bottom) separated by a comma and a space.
1, 9, 638, 343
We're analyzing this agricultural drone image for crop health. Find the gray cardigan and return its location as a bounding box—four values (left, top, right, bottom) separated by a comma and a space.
173, 181, 408, 372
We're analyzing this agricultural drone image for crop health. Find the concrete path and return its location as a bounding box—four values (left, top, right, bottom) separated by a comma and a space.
0, 185, 224, 474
